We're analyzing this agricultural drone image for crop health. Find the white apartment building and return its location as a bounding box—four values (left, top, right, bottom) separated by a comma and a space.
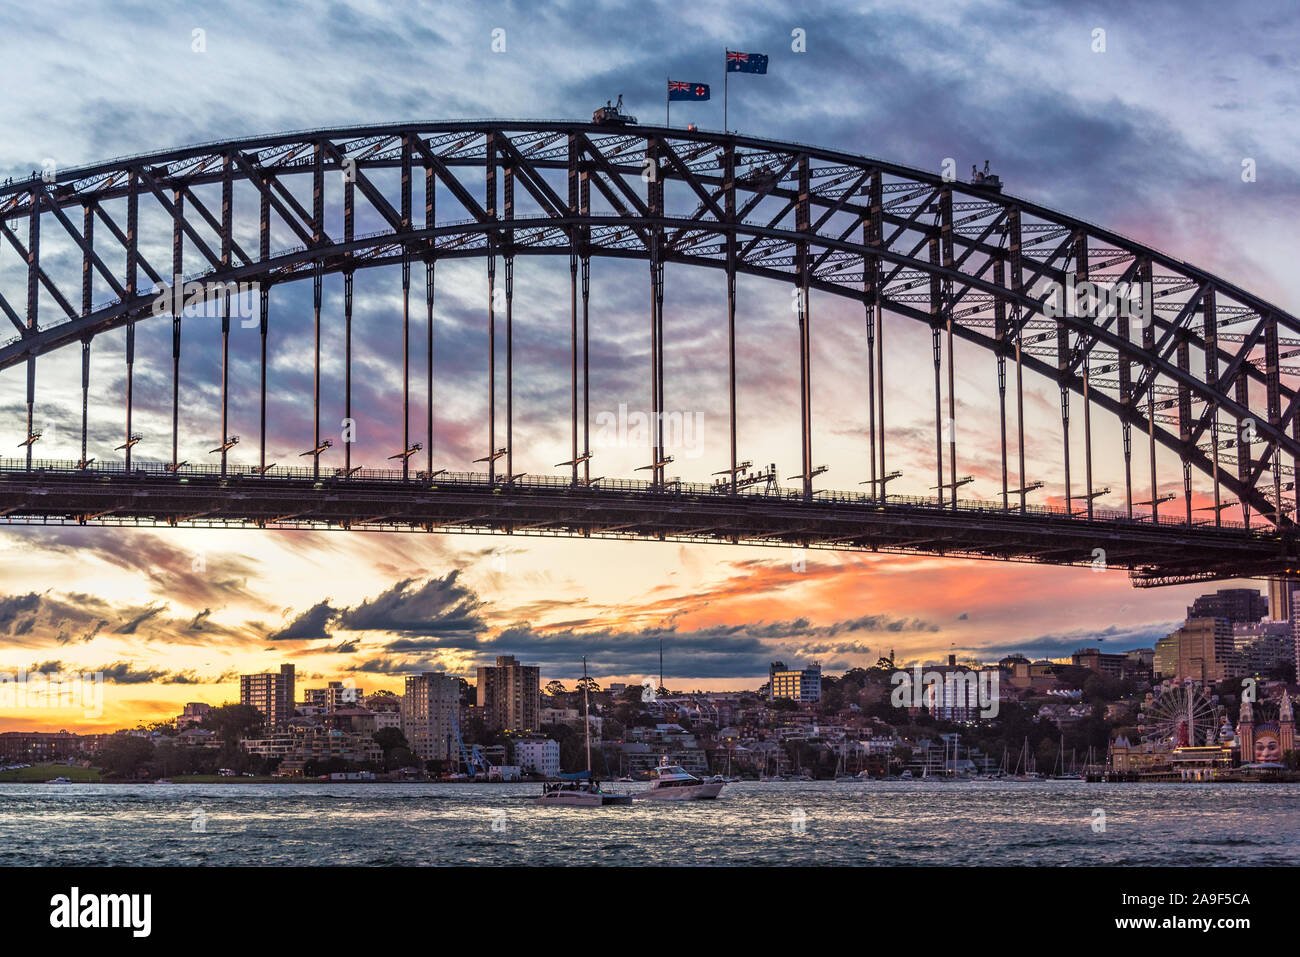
513, 738, 561, 778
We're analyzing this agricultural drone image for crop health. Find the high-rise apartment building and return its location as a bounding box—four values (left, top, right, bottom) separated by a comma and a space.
1233, 620, 1295, 676
768, 661, 822, 703
240, 664, 296, 728
1269, 577, 1298, 622
402, 672, 461, 765
1188, 588, 1267, 626
1154, 619, 1241, 683
476, 656, 541, 732
303, 681, 363, 712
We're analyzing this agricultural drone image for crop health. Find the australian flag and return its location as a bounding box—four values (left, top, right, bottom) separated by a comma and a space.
668, 80, 711, 101
726, 50, 768, 74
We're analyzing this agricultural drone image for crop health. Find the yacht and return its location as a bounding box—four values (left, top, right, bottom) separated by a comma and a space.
538, 778, 632, 807
537, 655, 632, 807
634, 758, 724, 801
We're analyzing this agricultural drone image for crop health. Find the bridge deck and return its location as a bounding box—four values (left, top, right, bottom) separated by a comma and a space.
0, 461, 1293, 587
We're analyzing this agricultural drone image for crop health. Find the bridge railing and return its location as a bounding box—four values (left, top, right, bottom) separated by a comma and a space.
0, 457, 1271, 538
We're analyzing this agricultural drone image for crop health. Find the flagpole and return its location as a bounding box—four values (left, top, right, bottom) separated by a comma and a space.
665, 75, 669, 127
723, 49, 728, 131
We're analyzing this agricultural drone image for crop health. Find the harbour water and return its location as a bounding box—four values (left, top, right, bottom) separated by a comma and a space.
3, 780, 1297, 866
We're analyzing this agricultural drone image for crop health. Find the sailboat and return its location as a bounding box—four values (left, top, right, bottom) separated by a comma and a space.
1052, 735, 1084, 780
759, 749, 786, 781
835, 754, 864, 782
1016, 736, 1044, 780
537, 656, 632, 806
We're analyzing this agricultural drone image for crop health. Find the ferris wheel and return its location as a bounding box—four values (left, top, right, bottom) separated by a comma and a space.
1138, 683, 1221, 748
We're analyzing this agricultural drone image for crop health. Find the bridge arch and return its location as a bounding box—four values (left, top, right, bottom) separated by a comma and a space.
1, 120, 1297, 582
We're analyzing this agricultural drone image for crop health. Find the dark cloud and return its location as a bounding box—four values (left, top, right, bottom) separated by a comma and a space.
115, 605, 167, 635
337, 571, 487, 636
12, 527, 270, 611
297, 639, 360, 656
0, 593, 41, 632
0, 589, 259, 650
93, 661, 203, 685
0, 592, 115, 648
333, 581, 933, 681
269, 601, 341, 641
972, 622, 1178, 661
451, 620, 879, 681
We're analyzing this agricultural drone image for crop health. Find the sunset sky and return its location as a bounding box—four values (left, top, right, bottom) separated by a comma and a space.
1, 0, 1298, 732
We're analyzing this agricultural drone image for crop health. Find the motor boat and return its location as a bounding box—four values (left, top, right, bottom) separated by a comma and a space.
634, 758, 724, 801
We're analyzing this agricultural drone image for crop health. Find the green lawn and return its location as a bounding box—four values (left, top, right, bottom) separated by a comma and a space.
0, 765, 103, 782
170, 774, 283, 783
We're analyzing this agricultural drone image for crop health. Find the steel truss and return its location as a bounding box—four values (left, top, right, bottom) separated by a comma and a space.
1, 120, 1298, 586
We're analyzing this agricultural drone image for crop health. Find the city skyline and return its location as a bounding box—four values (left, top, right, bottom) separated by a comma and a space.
2, 0, 1299, 734
3, 584, 1281, 735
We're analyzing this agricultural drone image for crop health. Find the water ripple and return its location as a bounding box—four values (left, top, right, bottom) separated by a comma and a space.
1, 780, 1297, 866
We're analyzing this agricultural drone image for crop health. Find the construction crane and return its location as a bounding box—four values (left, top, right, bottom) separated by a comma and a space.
449, 707, 491, 778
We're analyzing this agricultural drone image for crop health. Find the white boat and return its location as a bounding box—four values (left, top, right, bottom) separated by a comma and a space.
536, 655, 632, 807
634, 758, 724, 801
537, 779, 633, 807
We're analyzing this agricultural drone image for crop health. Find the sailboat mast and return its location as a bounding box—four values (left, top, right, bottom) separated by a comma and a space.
583, 655, 592, 776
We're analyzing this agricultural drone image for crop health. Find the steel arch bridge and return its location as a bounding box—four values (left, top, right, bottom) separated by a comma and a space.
1, 119, 1298, 587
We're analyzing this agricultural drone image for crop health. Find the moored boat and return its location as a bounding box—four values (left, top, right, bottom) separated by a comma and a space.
536, 655, 632, 807
538, 778, 633, 807
634, 757, 724, 801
